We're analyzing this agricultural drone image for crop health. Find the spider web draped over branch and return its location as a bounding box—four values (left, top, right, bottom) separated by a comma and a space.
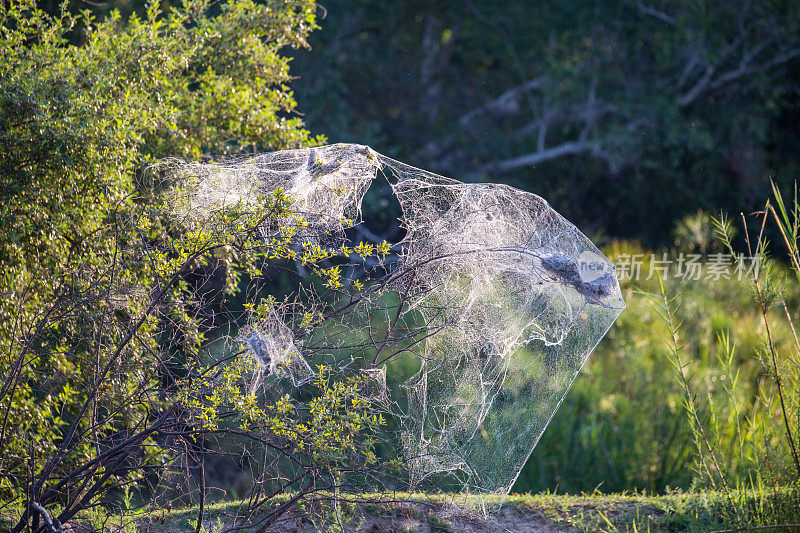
167, 143, 379, 244
167, 143, 625, 497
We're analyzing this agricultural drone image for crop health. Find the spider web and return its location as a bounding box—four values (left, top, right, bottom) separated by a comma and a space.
168, 143, 625, 496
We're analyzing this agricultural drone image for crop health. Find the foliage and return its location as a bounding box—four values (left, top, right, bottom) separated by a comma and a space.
0, 151, 400, 531
0, 0, 329, 528
515, 230, 800, 495
512, 202, 800, 529
181, 360, 387, 474
2, 2, 799, 530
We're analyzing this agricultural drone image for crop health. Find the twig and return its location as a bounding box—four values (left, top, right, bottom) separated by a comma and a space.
748, 206, 800, 478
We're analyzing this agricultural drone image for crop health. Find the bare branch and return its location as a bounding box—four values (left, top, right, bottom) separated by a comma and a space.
458, 76, 548, 127
637, 3, 679, 27
676, 34, 799, 106
476, 141, 600, 173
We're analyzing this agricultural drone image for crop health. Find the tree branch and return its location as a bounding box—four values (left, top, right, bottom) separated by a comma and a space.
476, 141, 599, 173
676, 36, 799, 107
458, 76, 548, 127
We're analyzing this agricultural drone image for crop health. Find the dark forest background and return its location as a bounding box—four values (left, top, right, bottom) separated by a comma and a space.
36, 0, 800, 247
290, 1, 800, 248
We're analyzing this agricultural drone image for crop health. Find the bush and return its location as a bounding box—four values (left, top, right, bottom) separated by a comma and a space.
0, 0, 323, 527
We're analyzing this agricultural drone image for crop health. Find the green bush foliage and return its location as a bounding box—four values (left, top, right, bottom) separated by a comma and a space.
0, 0, 320, 505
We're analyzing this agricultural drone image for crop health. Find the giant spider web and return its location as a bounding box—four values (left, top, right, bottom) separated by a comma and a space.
169, 143, 625, 496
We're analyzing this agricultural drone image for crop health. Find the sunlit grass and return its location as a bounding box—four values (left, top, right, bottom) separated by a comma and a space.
85, 486, 791, 532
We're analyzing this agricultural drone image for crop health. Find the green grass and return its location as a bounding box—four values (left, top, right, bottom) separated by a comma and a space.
69, 487, 796, 532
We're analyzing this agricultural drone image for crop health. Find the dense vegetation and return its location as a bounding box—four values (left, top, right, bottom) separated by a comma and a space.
519, 238, 800, 494
0, 1, 332, 529
288, 0, 800, 500
1, 0, 799, 531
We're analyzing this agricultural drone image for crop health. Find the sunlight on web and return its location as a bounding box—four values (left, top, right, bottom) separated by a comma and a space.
238, 309, 313, 390
168, 143, 625, 497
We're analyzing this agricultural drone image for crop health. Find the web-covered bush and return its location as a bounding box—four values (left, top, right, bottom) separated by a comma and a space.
167, 143, 624, 503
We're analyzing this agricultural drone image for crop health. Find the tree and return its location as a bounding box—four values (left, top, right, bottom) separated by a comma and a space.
0, 0, 327, 528
1, 167, 396, 530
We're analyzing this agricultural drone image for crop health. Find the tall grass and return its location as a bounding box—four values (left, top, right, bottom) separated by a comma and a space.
518, 197, 800, 525
648, 277, 730, 494
643, 186, 800, 528
714, 189, 799, 480
515, 237, 796, 495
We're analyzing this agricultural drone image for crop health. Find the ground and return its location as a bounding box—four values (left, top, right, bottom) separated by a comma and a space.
3, 489, 798, 532
128, 489, 799, 532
